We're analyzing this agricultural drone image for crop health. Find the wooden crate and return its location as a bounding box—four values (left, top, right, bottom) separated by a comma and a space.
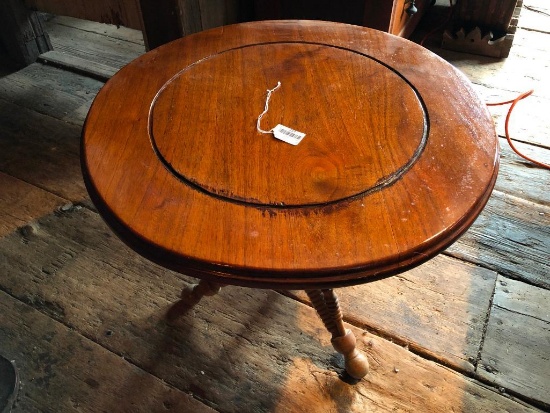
442, 0, 522, 58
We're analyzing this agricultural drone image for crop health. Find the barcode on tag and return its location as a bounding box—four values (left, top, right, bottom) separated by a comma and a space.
272, 124, 306, 146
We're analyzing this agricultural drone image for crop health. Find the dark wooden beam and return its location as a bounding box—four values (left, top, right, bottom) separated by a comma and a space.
138, 0, 182, 50
0, 0, 52, 68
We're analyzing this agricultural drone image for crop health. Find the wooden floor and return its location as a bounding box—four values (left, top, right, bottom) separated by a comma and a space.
1, 1, 549, 411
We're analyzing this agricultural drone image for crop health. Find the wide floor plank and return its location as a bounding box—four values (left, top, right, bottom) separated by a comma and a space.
482, 87, 550, 150
495, 137, 550, 207
45, 15, 145, 45
0, 97, 87, 201
0, 63, 102, 125
0, 172, 66, 237
0, 290, 216, 413
478, 276, 550, 408
43, 17, 145, 72
38, 14, 145, 82
448, 190, 550, 289
40, 50, 116, 81
0, 207, 539, 412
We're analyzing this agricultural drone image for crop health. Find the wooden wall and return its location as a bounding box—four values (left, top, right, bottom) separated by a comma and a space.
0, 0, 52, 67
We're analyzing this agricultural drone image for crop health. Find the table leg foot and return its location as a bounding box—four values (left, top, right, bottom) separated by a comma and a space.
306, 289, 369, 380
332, 329, 369, 380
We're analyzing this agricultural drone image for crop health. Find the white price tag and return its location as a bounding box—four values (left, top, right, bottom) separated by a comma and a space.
272, 124, 306, 146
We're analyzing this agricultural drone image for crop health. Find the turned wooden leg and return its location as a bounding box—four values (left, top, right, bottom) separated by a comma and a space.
306, 289, 369, 380
181, 279, 223, 306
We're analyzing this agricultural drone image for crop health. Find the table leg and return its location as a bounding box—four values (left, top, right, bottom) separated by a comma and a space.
305, 289, 369, 380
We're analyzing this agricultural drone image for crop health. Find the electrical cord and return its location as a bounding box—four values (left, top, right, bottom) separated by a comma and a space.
487, 90, 550, 170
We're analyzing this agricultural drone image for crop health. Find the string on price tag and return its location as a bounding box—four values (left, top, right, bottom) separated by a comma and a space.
256, 81, 306, 145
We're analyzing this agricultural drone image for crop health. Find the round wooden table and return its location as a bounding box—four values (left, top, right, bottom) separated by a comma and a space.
81, 21, 499, 380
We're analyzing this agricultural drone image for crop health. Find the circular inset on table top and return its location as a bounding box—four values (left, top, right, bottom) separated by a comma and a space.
149, 42, 427, 207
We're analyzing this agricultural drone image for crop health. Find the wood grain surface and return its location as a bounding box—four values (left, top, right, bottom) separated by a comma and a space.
81, 21, 499, 288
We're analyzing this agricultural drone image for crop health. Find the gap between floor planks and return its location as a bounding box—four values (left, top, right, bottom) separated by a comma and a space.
477, 276, 550, 408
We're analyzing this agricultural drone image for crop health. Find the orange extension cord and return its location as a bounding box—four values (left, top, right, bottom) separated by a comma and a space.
487, 91, 550, 170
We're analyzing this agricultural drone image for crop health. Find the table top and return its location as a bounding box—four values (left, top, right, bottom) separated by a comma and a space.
81, 21, 499, 289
